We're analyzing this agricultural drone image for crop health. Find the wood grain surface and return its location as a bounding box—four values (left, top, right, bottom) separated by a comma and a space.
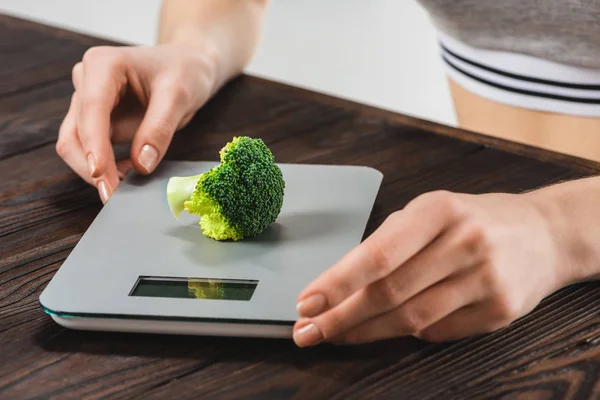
2, 14, 600, 400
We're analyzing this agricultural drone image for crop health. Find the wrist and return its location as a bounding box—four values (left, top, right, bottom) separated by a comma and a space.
162, 25, 234, 96
525, 182, 600, 286
158, 1, 267, 91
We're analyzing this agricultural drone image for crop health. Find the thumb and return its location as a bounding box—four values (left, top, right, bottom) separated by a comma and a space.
130, 85, 190, 174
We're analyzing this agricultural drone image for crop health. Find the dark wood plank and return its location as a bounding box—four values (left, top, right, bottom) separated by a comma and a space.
2, 13, 600, 400
0, 14, 118, 98
0, 82, 73, 160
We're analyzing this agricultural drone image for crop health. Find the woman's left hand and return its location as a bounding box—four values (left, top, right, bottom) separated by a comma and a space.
293, 190, 576, 346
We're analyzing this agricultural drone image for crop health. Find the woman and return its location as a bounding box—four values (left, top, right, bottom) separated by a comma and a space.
55, 0, 600, 347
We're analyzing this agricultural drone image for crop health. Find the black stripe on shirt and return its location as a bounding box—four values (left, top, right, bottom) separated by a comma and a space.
442, 54, 600, 104
441, 43, 600, 90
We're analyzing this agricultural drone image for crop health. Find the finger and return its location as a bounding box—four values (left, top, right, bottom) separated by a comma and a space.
77, 48, 125, 196
117, 159, 133, 180
130, 79, 190, 174
72, 62, 83, 90
416, 282, 531, 343
415, 301, 506, 343
56, 92, 93, 185
302, 219, 487, 340
322, 272, 485, 346
178, 111, 195, 129
57, 93, 118, 203
296, 191, 464, 317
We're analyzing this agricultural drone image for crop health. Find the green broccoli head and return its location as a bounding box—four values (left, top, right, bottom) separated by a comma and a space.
166, 136, 285, 241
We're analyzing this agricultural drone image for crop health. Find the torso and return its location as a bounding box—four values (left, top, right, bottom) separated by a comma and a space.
449, 78, 600, 163
416, 0, 600, 162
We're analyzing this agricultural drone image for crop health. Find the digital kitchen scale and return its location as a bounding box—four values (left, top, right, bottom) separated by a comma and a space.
39, 161, 383, 338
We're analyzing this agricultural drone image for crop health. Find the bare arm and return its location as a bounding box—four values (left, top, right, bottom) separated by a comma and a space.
532, 176, 600, 285
158, 0, 269, 93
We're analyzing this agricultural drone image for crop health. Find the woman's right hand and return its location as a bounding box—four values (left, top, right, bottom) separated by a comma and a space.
56, 42, 219, 203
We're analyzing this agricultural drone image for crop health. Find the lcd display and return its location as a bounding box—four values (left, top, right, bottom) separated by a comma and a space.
130, 276, 258, 301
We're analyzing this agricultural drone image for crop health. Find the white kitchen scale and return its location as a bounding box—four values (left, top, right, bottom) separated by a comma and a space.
39, 161, 383, 338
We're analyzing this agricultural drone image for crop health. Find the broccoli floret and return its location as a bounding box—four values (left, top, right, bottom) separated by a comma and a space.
166, 136, 285, 241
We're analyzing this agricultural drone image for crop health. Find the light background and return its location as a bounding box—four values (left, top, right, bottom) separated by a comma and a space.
0, 0, 457, 126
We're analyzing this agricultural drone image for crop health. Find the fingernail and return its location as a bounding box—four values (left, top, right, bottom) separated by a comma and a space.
297, 294, 327, 317
98, 180, 111, 204
138, 144, 158, 173
293, 323, 324, 347
117, 166, 128, 181
87, 153, 97, 177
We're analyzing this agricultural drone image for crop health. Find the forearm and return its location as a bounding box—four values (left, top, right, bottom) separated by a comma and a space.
528, 176, 600, 285
158, 0, 269, 92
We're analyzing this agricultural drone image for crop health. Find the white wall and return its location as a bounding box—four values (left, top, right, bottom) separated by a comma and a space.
0, 0, 456, 126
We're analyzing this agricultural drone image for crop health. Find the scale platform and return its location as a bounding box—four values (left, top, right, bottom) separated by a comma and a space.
39, 161, 383, 338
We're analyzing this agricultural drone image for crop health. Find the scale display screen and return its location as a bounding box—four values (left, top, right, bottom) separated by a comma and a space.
130, 276, 258, 301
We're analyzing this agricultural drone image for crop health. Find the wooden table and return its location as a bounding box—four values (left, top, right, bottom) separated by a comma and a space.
3, 15, 600, 400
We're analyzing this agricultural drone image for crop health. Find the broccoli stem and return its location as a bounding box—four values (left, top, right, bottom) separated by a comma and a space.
166, 174, 202, 218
